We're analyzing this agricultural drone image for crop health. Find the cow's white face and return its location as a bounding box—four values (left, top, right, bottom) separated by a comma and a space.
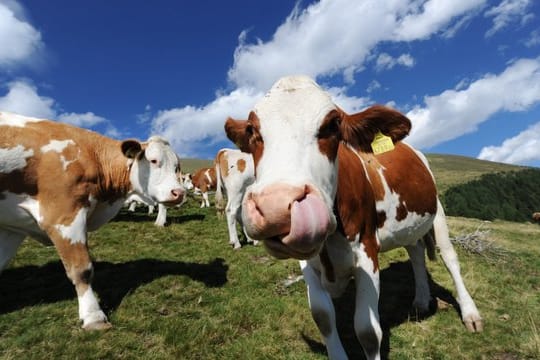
124, 136, 185, 206
182, 173, 194, 190
225, 76, 340, 259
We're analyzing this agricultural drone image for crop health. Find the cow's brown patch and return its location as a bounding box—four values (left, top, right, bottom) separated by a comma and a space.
317, 110, 341, 161
216, 150, 230, 178
192, 167, 217, 192
340, 105, 411, 153
224, 113, 264, 171
335, 144, 379, 271
237, 158, 246, 173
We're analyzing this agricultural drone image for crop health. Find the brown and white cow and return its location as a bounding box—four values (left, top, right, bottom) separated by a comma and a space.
0, 112, 185, 330
192, 167, 217, 208
225, 76, 482, 359
214, 148, 257, 249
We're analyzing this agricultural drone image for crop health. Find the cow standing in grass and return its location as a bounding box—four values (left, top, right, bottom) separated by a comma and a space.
225, 76, 482, 359
0, 112, 185, 330
192, 167, 217, 208
214, 148, 257, 249
533, 212, 540, 223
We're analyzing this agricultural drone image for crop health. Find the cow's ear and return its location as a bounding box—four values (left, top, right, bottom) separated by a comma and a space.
340, 105, 411, 153
225, 117, 251, 153
121, 140, 143, 159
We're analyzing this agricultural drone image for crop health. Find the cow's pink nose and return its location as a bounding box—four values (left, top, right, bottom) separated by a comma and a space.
170, 188, 185, 202
243, 183, 309, 239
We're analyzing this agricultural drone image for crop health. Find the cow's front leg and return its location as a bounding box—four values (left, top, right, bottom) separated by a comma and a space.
154, 203, 167, 227
202, 192, 210, 207
46, 214, 110, 330
352, 243, 382, 360
300, 260, 347, 360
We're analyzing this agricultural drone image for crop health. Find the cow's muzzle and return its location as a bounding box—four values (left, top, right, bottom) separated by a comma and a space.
242, 183, 335, 260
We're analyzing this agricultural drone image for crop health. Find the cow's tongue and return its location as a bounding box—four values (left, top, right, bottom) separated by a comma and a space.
282, 193, 330, 250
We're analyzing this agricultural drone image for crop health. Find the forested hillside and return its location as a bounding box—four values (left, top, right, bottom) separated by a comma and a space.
442, 169, 540, 222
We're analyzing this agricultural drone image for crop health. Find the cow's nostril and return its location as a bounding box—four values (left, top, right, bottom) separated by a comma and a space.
171, 188, 184, 199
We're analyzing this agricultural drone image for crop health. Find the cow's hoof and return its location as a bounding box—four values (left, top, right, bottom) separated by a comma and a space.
82, 320, 112, 331
464, 315, 483, 332
233, 243, 242, 250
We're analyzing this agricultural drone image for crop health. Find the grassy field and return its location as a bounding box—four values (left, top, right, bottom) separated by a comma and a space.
1, 191, 539, 359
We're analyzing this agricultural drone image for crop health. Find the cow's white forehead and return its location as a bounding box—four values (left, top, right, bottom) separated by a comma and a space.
253, 75, 336, 135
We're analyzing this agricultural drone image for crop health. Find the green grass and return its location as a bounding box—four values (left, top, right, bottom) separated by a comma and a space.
2, 195, 539, 359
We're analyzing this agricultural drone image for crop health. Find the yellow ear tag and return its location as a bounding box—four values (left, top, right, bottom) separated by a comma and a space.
371, 131, 394, 155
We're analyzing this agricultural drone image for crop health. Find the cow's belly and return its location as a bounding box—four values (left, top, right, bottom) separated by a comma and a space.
377, 211, 435, 252
0, 192, 50, 243
87, 199, 125, 231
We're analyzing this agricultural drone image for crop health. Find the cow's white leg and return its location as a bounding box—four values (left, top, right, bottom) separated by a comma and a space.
203, 192, 210, 207
0, 230, 25, 273
154, 204, 167, 227
46, 209, 109, 330
127, 201, 136, 212
405, 240, 431, 313
300, 260, 347, 360
226, 199, 242, 249
147, 205, 155, 214
352, 244, 382, 360
434, 200, 483, 332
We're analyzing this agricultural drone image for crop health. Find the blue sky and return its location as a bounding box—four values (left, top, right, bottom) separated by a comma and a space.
1, 0, 540, 167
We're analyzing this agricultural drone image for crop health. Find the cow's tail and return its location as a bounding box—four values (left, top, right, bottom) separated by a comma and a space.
215, 157, 226, 219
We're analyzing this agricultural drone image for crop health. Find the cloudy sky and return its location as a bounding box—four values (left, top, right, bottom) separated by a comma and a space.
1, 0, 540, 166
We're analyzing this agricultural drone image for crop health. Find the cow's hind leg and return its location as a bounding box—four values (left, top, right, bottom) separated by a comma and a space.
352, 244, 382, 360
300, 260, 347, 360
225, 199, 242, 249
434, 200, 483, 332
0, 230, 25, 273
405, 240, 431, 314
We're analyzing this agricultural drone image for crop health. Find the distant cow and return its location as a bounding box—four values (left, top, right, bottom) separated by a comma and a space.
225, 75, 482, 359
192, 167, 216, 207
214, 148, 257, 249
533, 212, 540, 223
0, 112, 185, 330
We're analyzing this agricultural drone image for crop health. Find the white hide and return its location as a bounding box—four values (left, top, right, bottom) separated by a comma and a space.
0, 145, 34, 173
250, 76, 338, 215
0, 111, 43, 128
129, 136, 184, 204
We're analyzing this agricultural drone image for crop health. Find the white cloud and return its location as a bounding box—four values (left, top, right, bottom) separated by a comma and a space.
406, 57, 540, 149
366, 80, 382, 93
227, 0, 485, 91
375, 53, 415, 72
151, 87, 263, 157
485, 0, 533, 38
57, 112, 106, 127
0, 80, 118, 136
153, 0, 487, 155
478, 121, 540, 165
0, 0, 44, 68
524, 29, 540, 47
0, 80, 55, 118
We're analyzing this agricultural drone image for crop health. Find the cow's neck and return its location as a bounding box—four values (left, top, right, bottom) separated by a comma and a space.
92, 138, 132, 202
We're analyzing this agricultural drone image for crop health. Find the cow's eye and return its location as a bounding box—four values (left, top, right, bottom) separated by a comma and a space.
150, 159, 158, 165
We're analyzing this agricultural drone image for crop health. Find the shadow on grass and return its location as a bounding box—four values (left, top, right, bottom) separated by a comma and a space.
0, 257, 228, 315
111, 210, 206, 224
302, 260, 460, 359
